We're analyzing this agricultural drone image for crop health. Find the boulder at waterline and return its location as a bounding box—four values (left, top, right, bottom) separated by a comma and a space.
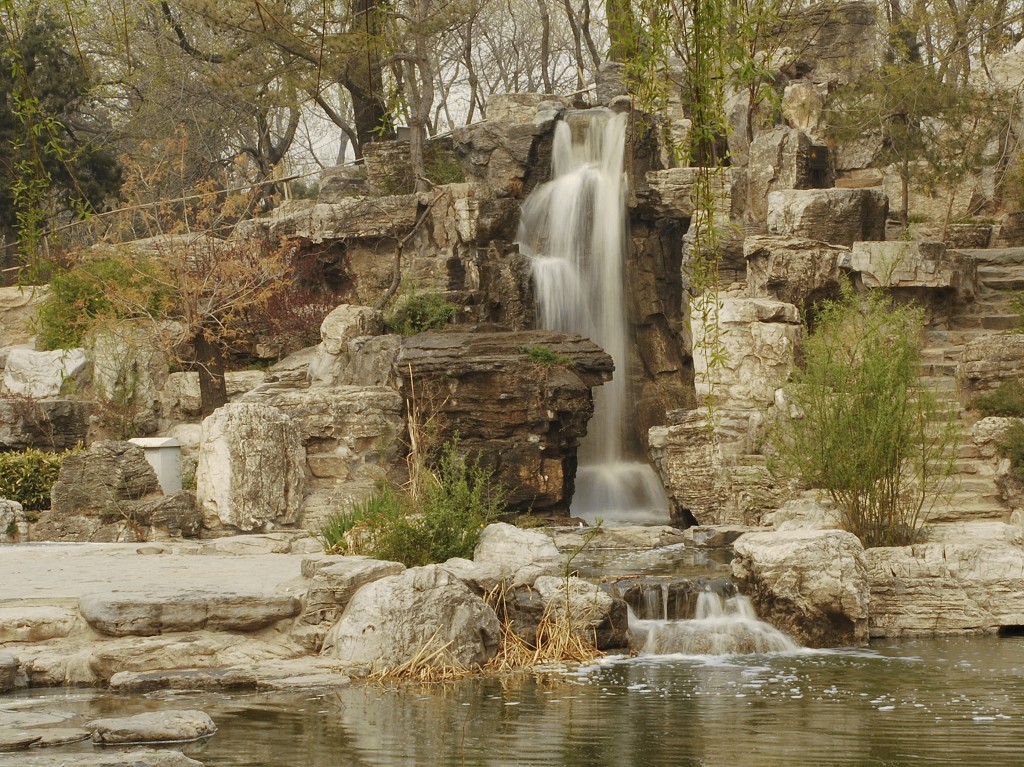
321, 565, 501, 671
87, 710, 216, 744
0, 653, 17, 693
533, 576, 630, 650
301, 556, 406, 625
472, 522, 561, 587
732, 529, 870, 647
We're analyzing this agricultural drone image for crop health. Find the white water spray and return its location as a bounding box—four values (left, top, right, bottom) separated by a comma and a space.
517, 109, 669, 524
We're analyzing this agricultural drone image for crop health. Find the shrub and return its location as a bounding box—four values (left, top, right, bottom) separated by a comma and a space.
0, 448, 69, 511
998, 421, 1024, 479
971, 380, 1024, 418
385, 291, 458, 336
519, 344, 572, 366
769, 287, 958, 547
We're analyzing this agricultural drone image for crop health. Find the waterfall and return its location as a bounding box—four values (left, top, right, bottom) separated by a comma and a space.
632, 591, 802, 656
517, 109, 670, 525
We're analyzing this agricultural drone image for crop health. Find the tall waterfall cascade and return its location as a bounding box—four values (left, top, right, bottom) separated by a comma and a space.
516, 109, 670, 524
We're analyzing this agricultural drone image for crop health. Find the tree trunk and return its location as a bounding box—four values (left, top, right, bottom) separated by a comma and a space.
344, 0, 393, 148
194, 329, 227, 418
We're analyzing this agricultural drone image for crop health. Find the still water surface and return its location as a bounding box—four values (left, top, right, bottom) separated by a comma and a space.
8, 636, 1024, 766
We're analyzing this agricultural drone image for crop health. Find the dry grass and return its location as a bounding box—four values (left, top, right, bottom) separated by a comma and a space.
369, 629, 479, 684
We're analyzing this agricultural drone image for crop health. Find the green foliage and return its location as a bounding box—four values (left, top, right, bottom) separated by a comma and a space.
385, 291, 458, 336
519, 344, 572, 367
972, 380, 1024, 418
35, 254, 170, 349
997, 421, 1024, 480
769, 287, 958, 547
0, 448, 69, 511
424, 146, 465, 186
332, 439, 505, 567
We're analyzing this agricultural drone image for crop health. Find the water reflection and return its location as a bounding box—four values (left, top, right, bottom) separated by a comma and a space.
4, 636, 1023, 766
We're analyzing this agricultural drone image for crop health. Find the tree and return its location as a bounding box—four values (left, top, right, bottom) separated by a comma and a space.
769, 287, 958, 547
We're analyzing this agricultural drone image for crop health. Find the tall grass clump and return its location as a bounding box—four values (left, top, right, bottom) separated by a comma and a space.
769, 287, 958, 547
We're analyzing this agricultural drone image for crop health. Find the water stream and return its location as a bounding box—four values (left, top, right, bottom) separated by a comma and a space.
517, 109, 670, 525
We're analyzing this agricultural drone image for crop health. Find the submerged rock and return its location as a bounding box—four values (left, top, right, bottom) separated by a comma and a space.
87, 710, 216, 744
0, 749, 204, 766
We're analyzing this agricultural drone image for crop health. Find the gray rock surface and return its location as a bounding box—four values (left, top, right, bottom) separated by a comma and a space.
321, 564, 501, 671
0, 653, 16, 693
744, 236, 846, 306
533, 575, 630, 650
472, 522, 561, 587
0, 500, 27, 544
848, 240, 977, 297
302, 556, 406, 625
767, 188, 888, 246
87, 710, 216, 744
2, 348, 90, 398
0, 749, 204, 766
0, 398, 91, 451
78, 591, 301, 636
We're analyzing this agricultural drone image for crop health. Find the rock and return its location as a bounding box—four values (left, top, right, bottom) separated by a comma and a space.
776, 0, 881, 86
691, 294, 802, 408
548, 525, 689, 551
486, 93, 564, 123
47, 441, 161, 529
78, 591, 301, 636
533, 575, 630, 650
196, 402, 307, 532
321, 564, 501, 671
957, 334, 1024, 398
452, 116, 558, 197
21, 728, 91, 747
744, 236, 846, 306
398, 331, 614, 515
472, 523, 561, 587
732, 529, 870, 647
89, 322, 171, 434
88, 710, 216, 745
159, 370, 268, 423
0, 606, 79, 643
109, 668, 258, 693
746, 128, 830, 224
318, 164, 369, 201
437, 558, 507, 594
595, 61, 628, 104
2, 348, 90, 398
302, 556, 406, 624
782, 81, 828, 136
246, 195, 420, 243
311, 332, 400, 388
847, 240, 977, 298
0, 398, 91, 451
767, 188, 888, 246
639, 168, 734, 220
0, 499, 27, 544
0, 653, 16, 693
865, 543, 1024, 637
0, 749, 204, 766
767, 497, 842, 531
0, 285, 46, 348
650, 410, 728, 525
0, 729, 41, 751
317, 305, 385, 356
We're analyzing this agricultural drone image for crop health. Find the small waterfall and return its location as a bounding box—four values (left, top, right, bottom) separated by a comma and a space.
517, 109, 669, 524
632, 591, 801, 656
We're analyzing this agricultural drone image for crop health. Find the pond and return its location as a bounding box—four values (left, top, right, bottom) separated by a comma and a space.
5, 635, 1023, 766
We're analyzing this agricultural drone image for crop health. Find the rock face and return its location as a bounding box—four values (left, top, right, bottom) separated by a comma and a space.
0, 285, 46, 347
0, 499, 27, 543
865, 543, 1024, 636
746, 128, 830, 224
0, 397, 91, 451
158, 370, 268, 425
639, 168, 734, 220
744, 236, 846, 307
767, 188, 888, 246
196, 403, 307, 532
472, 522, 561, 586
649, 409, 727, 525
301, 556, 406, 625
0, 652, 16, 692
398, 330, 614, 515
533, 575, 631, 650
776, 0, 881, 86
307, 304, 389, 386
2, 348, 90, 398
78, 591, 301, 636
848, 240, 977, 298
88, 710, 217, 744
89, 322, 171, 436
732, 529, 870, 647
321, 565, 501, 671
957, 333, 1024, 397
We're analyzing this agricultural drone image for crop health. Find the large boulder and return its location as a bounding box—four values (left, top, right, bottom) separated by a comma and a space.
649, 409, 727, 525
746, 128, 829, 225
301, 556, 406, 625
196, 403, 307, 532
732, 529, 870, 647
2, 348, 90, 398
49, 440, 160, 517
847, 240, 977, 299
158, 370, 268, 424
0, 397, 91, 451
89, 322, 172, 435
638, 167, 734, 220
767, 188, 888, 246
307, 304, 396, 387
397, 330, 614, 515
321, 565, 501, 671
744, 236, 846, 306
775, 0, 881, 86
533, 575, 630, 650
472, 522, 561, 587
865, 543, 1024, 637
0, 499, 27, 543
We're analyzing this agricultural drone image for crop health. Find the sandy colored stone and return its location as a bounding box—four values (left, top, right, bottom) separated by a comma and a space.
88, 710, 216, 745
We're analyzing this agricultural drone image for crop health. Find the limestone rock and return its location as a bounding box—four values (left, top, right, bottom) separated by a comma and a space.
0, 285, 46, 348
0, 499, 27, 543
48, 441, 161, 524
776, 0, 881, 86
88, 710, 216, 745
767, 497, 842, 531
767, 188, 888, 246
321, 565, 501, 671
639, 168, 733, 220
0, 749, 204, 767
318, 305, 384, 355
744, 236, 846, 306
89, 322, 172, 434
398, 330, 614, 515
957, 334, 1024, 397
247, 195, 420, 243
452, 114, 558, 197
848, 240, 977, 298
307, 304, 396, 387
302, 556, 406, 625
196, 403, 306, 532
0, 606, 79, 643
0, 729, 40, 750
487, 93, 564, 123
865, 543, 1024, 636
746, 128, 830, 225
0, 652, 16, 693
782, 81, 828, 136
732, 529, 870, 647
159, 370, 268, 423
318, 164, 369, 201
2, 348, 90, 398
78, 591, 301, 636
649, 409, 728, 525
472, 522, 561, 587
533, 575, 630, 650
0, 397, 91, 451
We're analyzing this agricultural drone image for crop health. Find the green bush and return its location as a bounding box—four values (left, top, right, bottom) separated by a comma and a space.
998, 421, 1024, 479
385, 291, 458, 336
769, 287, 958, 547
519, 344, 572, 366
0, 448, 69, 511
971, 380, 1024, 418
36, 254, 170, 349
327, 439, 505, 566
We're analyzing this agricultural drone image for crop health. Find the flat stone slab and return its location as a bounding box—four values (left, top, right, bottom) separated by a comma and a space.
109, 658, 349, 693
0, 606, 79, 643
88, 710, 216, 745
25, 727, 91, 747
0, 749, 204, 766
79, 591, 301, 636
0, 728, 41, 751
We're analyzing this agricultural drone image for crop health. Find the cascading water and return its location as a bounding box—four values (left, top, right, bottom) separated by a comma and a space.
631, 591, 801, 656
517, 109, 670, 525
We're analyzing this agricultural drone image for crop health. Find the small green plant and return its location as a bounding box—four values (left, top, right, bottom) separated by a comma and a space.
997, 421, 1024, 480
385, 291, 458, 336
424, 146, 465, 186
519, 344, 572, 367
971, 380, 1024, 418
0, 447, 70, 511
